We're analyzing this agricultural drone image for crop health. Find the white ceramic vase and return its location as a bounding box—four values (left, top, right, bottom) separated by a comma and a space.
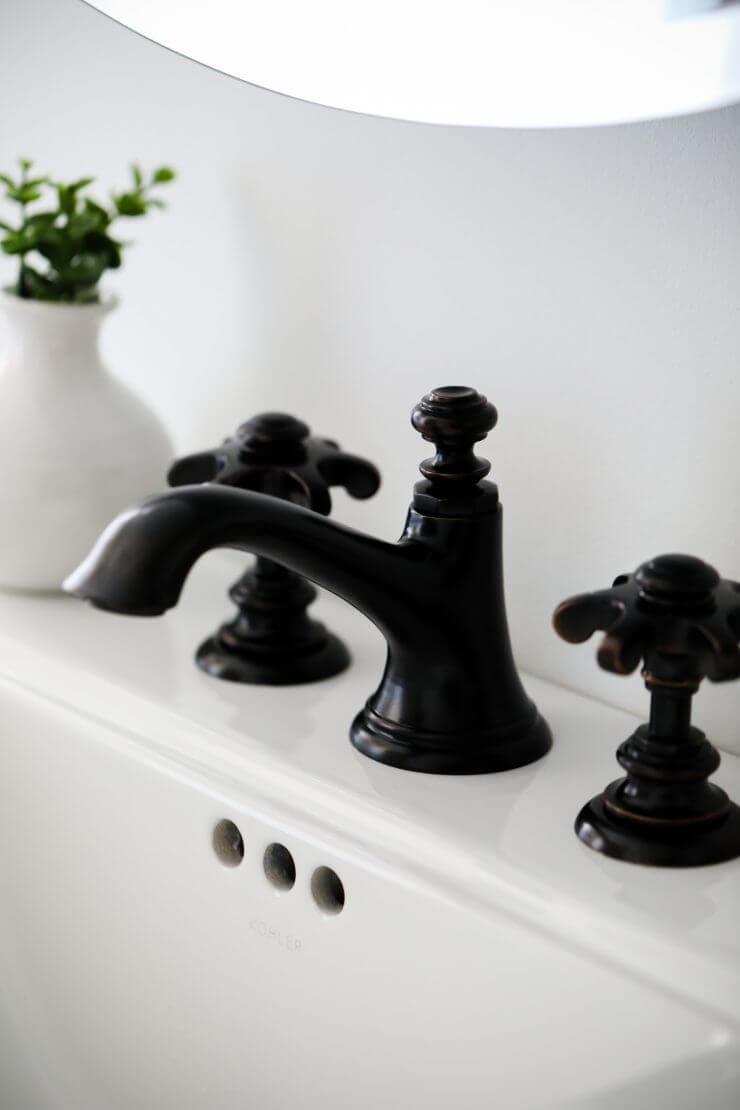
0, 290, 173, 591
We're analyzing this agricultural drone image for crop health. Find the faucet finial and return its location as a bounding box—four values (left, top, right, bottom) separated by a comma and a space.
412, 385, 497, 486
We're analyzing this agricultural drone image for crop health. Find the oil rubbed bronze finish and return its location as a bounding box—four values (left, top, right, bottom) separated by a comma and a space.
168, 413, 380, 685
65, 385, 551, 774
554, 554, 740, 866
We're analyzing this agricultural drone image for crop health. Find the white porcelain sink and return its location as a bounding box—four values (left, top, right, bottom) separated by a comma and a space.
1, 551, 738, 1109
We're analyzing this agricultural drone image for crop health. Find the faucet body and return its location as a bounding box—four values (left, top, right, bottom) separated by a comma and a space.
66, 388, 551, 773
351, 491, 549, 771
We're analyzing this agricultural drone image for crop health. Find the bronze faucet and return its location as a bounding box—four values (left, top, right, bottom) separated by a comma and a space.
65, 386, 551, 774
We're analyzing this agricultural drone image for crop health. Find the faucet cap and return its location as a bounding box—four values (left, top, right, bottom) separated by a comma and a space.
412, 386, 497, 485
237, 413, 311, 461
635, 554, 720, 606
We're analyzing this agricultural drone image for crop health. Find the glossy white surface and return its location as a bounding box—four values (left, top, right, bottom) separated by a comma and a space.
0, 551, 738, 1108
0, 292, 172, 590
84, 1, 740, 128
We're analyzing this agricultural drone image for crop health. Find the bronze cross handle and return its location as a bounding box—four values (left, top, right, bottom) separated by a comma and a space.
168, 411, 380, 517
168, 412, 380, 686
553, 554, 740, 866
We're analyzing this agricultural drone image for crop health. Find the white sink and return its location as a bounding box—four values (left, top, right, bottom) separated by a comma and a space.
1, 552, 738, 1109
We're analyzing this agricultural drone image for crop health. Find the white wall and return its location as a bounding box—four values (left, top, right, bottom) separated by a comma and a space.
2, 0, 739, 748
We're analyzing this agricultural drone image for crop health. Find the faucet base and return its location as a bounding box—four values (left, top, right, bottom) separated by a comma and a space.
350, 704, 552, 774
575, 790, 740, 867
196, 627, 350, 686
194, 626, 350, 683
195, 559, 351, 686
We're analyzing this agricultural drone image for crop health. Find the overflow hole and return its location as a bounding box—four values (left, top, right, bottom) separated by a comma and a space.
212, 819, 244, 867
263, 843, 296, 891
311, 866, 345, 915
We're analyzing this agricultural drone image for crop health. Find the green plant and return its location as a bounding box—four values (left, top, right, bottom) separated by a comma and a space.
0, 159, 176, 303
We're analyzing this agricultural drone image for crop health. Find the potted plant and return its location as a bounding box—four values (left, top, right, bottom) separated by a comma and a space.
0, 159, 176, 590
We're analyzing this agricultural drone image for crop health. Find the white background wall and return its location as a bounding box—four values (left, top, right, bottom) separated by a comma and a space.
1, 0, 739, 747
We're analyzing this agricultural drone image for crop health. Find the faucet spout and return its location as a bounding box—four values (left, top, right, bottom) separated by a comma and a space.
64, 484, 403, 620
